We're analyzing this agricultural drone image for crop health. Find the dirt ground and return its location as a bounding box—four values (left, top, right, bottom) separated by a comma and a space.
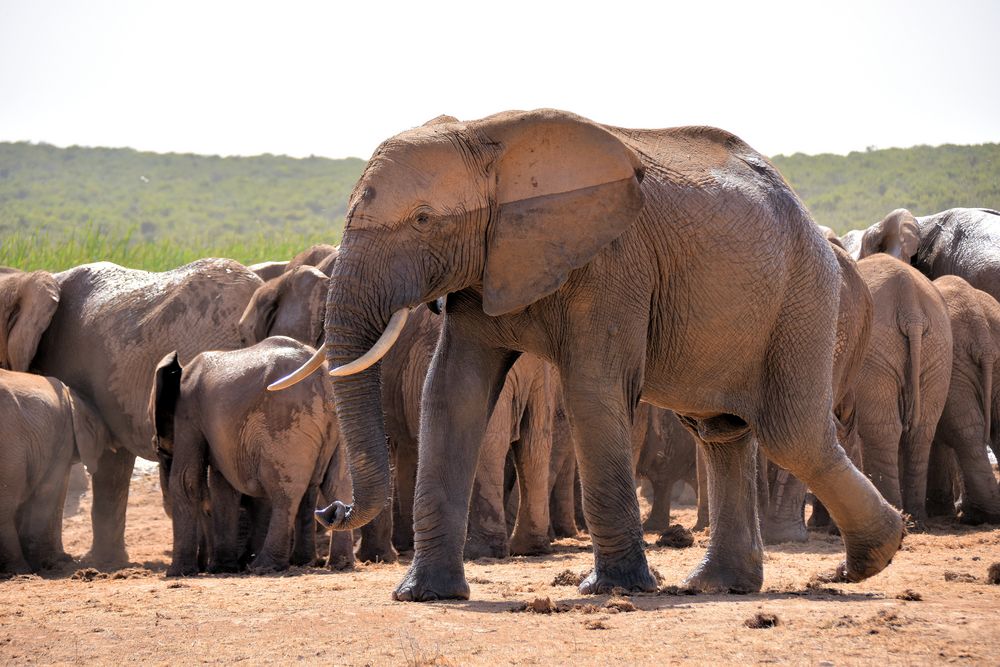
1, 471, 998, 665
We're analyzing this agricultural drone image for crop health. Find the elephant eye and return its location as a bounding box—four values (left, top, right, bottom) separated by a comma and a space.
415, 213, 430, 225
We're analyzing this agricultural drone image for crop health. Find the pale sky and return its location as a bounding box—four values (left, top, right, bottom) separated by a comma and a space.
1, 0, 998, 160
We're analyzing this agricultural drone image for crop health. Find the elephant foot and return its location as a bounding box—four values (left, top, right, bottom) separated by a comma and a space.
85, 546, 129, 571
509, 531, 552, 557
464, 534, 509, 561
356, 540, 398, 564
326, 552, 354, 571
550, 520, 578, 539
249, 555, 289, 574
682, 555, 763, 594
642, 514, 672, 533
166, 562, 199, 578
692, 518, 710, 533
392, 562, 469, 602
958, 506, 1000, 526
763, 520, 808, 545
35, 551, 73, 570
833, 507, 905, 583
579, 552, 657, 595
207, 560, 241, 574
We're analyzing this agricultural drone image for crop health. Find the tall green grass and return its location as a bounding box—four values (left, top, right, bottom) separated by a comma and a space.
1, 224, 341, 273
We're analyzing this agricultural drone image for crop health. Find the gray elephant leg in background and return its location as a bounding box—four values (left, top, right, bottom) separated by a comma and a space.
857, 393, 905, 513
392, 325, 515, 602
242, 498, 270, 568
900, 423, 937, 529
693, 447, 709, 531
925, 442, 960, 518
763, 464, 809, 544
89, 447, 136, 567
465, 401, 513, 560
250, 491, 298, 573
18, 461, 73, 568
391, 439, 418, 553
508, 404, 554, 556
357, 506, 398, 564
548, 441, 578, 538
935, 406, 1000, 523
807, 496, 833, 527
207, 467, 242, 573
682, 426, 763, 593
642, 475, 674, 532
292, 485, 319, 566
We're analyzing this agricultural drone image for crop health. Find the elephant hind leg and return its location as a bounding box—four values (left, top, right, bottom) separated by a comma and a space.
761, 413, 903, 583
88, 448, 136, 568
250, 493, 297, 573
508, 405, 554, 557
291, 485, 319, 566
680, 416, 763, 594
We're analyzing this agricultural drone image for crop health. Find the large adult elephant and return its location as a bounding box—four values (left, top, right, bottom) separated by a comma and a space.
931, 276, 1000, 524
843, 207, 1000, 298
0, 260, 262, 565
854, 255, 952, 528
272, 109, 904, 600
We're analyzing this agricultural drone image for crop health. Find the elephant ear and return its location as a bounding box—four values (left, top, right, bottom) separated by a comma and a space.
479, 110, 645, 316
6, 271, 59, 372
67, 390, 108, 475
238, 282, 279, 347
288, 266, 329, 347
817, 225, 846, 250
860, 208, 919, 262
149, 351, 183, 454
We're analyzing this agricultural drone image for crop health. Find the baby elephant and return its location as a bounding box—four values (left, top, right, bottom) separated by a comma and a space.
151, 337, 344, 576
0, 370, 105, 573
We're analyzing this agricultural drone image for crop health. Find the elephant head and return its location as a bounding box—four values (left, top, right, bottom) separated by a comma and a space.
272, 109, 646, 531
66, 390, 110, 476
238, 266, 329, 348
846, 208, 920, 262
0, 270, 60, 372
149, 351, 183, 516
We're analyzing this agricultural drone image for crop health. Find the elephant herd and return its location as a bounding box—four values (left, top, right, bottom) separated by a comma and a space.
0, 109, 998, 606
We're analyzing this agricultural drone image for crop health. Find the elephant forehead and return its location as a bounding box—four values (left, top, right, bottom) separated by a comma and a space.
347, 142, 487, 228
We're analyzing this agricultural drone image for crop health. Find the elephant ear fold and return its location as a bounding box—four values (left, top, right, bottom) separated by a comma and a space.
238, 282, 279, 347
67, 390, 108, 475
289, 266, 329, 348
149, 351, 183, 453
895, 209, 920, 260
480, 110, 645, 316
860, 208, 919, 262
7, 271, 59, 372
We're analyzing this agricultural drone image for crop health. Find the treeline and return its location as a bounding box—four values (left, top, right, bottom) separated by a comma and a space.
1, 140, 998, 271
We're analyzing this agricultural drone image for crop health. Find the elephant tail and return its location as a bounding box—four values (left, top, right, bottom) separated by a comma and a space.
982, 354, 994, 444
904, 320, 924, 435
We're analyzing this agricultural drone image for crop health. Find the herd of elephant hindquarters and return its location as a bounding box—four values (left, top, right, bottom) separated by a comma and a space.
1, 110, 998, 662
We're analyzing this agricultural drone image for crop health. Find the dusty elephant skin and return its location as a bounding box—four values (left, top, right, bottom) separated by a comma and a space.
855, 255, 953, 529
762, 240, 873, 544
931, 276, 1000, 524
275, 109, 905, 601
150, 337, 348, 575
0, 260, 263, 567
0, 370, 107, 573
632, 405, 697, 533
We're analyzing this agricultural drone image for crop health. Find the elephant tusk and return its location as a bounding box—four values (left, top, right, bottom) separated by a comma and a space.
267, 346, 325, 392
329, 308, 410, 377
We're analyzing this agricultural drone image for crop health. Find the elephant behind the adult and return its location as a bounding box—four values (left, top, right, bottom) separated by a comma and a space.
21, 260, 262, 565
271, 109, 904, 601
632, 405, 698, 532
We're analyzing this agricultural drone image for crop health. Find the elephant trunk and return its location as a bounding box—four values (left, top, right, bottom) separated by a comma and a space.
314, 264, 393, 532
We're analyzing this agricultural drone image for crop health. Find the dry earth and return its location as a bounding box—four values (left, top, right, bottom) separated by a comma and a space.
1, 471, 998, 665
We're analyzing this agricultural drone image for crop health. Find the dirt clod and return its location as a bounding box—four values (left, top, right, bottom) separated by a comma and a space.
584, 620, 608, 630
944, 571, 978, 583
896, 589, 923, 601
658, 585, 698, 596
604, 596, 637, 613
655, 524, 695, 548
550, 570, 584, 587
987, 563, 1000, 585
71, 568, 107, 582
110, 567, 154, 580
745, 612, 780, 629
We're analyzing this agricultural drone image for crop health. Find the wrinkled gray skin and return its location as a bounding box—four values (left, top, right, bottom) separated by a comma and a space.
305, 109, 903, 601
548, 395, 580, 539
1, 260, 262, 566
632, 405, 697, 532
762, 240, 873, 544
151, 337, 347, 575
931, 276, 1000, 524
855, 255, 953, 529
0, 370, 106, 572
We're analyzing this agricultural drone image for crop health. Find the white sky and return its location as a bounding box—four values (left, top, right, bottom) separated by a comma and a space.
1, 0, 998, 160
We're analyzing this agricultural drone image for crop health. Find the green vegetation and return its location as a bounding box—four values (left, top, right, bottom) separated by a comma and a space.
1, 140, 998, 272
773, 143, 1000, 234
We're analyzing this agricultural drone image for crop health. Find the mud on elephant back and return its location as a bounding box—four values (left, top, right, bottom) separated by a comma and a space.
268, 109, 905, 601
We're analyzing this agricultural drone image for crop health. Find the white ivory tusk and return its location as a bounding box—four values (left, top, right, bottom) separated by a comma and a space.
328, 308, 410, 377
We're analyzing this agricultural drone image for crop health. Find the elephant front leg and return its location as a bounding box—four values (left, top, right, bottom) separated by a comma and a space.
208, 468, 242, 573
562, 384, 656, 595
357, 507, 398, 564
762, 465, 808, 544
465, 416, 512, 560
392, 325, 516, 602
508, 405, 554, 556
250, 493, 297, 573
683, 429, 764, 593
88, 447, 135, 568
693, 447, 710, 531
642, 475, 674, 533
291, 485, 319, 566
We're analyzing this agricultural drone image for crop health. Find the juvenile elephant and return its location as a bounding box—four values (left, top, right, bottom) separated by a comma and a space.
272, 109, 903, 600
150, 337, 346, 575
931, 276, 1000, 524
0, 261, 261, 566
632, 405, 697, 532
855, 255, 953, 528
0, 370, 105, 572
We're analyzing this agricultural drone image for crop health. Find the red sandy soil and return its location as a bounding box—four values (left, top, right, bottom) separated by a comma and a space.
1, 470, 998, 665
